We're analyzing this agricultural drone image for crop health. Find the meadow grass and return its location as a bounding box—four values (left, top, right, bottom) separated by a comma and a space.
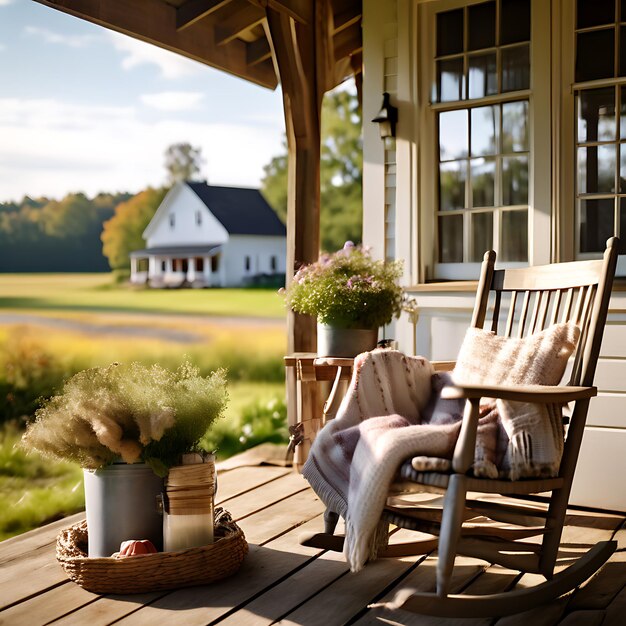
0, 275, 292, 539
0, 273, 286, 318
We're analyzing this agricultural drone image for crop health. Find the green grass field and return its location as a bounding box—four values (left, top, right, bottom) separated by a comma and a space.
0, 274, 290, 539
0, 273, 286, 318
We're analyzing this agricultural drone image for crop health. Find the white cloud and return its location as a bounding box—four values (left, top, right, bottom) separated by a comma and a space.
24, 25, 97, 48
0, 0, 15, 6
0, 97, 284, 201
140, 91, 204, 112
107, 31, 201, 80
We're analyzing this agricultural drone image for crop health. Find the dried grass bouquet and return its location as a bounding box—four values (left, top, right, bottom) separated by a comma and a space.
22, 360, 228, 475
282, 243, 404, 329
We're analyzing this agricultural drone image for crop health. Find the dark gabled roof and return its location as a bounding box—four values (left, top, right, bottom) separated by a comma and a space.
131, 245, 222, 258
186, 182, 286, 237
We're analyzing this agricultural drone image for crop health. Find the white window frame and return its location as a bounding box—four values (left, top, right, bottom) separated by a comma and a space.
416, 0, 551, 281
558, 0, 626, 275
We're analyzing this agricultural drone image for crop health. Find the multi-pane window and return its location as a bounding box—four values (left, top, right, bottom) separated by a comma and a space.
575, 0, 626, 255
434, 0, 531, 265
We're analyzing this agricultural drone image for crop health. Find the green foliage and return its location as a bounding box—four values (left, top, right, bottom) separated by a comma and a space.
101, 187, 167, 270
39, 193, 96, 239
164, 143, 205, 185
202, 394, 288, 459
0, 425, 84, 540
0, 192, 131, 272
283, 245, 403, 329
261, 87, 362, 252
22, 361, 228, 474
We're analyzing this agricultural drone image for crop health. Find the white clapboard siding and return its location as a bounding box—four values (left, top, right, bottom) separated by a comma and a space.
570, 427, 626, 511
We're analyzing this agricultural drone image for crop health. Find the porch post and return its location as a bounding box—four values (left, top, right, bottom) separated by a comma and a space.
187, 257, 195, 282
266, 2, 326, 354
130, 257, 137, 280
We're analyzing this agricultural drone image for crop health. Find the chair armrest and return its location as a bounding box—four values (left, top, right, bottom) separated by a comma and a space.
441, 383, 597, 404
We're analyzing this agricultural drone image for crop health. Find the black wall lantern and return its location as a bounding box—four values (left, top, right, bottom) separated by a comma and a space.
372, 92, 398, 139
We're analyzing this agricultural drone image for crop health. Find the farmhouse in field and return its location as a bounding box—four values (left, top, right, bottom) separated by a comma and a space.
130, 181, 286, 288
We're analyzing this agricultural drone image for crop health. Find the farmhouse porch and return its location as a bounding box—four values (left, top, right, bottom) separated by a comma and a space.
2, 456, 626, 625
130, 245, 223, 288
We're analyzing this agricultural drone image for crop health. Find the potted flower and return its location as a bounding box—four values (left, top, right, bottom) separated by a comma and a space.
283, 243, 404, 357
22, 360, 228, 557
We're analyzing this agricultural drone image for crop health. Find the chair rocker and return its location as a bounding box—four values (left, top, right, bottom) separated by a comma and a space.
301, 238, 619, 618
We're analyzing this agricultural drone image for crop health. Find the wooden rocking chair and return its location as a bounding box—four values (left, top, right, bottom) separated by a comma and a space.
302, 237, 619, 617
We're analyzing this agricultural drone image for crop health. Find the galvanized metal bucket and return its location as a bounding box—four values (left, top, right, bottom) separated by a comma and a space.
83, 463, 164, 557
316, 323, 378, 357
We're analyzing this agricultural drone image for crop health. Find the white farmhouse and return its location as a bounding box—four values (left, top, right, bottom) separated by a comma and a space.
130, 181, 286, 288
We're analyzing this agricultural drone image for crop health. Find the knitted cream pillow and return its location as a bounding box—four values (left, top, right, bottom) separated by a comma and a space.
453, 322, 580, 479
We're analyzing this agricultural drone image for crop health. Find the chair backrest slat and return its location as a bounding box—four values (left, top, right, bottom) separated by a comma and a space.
491, 291, 502, 333
517, 291, 531, 338
549, 289, 563, 326
504, 291, 517, 337
561, 288, 574, 324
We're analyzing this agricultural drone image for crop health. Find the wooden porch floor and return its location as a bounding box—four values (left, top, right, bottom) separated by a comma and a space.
1, 461, 626, 626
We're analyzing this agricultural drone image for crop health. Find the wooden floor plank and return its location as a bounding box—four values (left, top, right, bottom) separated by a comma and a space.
601, 583, 626, 626
276, 556, 422, 626
565, 550, 626, 611
220, 471, 310, 522
0, 512, 84, 566
0, 580, 99, 625
215, 466, 291, 505
49, 591, 169, 626
0, 548, 68, 611
215, 549, 348, 626
557, 610, 606, 626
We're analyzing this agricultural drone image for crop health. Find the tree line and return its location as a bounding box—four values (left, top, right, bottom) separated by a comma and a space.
0, 89, 362, 273
0, 192, 131, 272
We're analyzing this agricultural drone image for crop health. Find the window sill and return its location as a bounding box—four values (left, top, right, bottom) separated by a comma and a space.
405, 278, 626, 293
404, 281, 479, 293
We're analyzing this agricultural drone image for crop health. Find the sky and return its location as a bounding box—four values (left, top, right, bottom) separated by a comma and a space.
0, 0, 286, 203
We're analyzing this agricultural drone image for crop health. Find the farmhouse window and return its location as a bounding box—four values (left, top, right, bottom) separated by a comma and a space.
195, 257, 203, 272
432, 0, 531, 275
270, 255, 277, 271
211, 255, 219, 273
196, 210, 202, 226
574, 0, 626, 258
169, 214, 175, 228
245, 256, 251, 271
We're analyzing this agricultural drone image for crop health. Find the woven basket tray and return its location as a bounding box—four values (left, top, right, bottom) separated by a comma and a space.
56, 508, 247, 594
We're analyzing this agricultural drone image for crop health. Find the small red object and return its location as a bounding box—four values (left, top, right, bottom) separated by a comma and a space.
117, 539, 158, 557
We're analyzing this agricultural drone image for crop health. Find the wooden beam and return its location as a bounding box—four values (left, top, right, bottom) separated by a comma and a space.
176, 0, 232, 31
333, 21, 361, 61
246, 36, 272, 65
266, 5, 321, 353
215, 4, 266, 45
34, 0, 278, 88
333, 4, 360, 33
267, 0, 310, 24
316, 0, 335, 95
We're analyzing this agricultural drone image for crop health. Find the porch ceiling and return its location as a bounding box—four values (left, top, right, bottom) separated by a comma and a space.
33, 0, 363, 92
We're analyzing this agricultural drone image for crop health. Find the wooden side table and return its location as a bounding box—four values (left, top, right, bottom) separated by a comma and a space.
284, 353, 354, 472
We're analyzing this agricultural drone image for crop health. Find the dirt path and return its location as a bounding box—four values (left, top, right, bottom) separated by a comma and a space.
0, 312, 285, 344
